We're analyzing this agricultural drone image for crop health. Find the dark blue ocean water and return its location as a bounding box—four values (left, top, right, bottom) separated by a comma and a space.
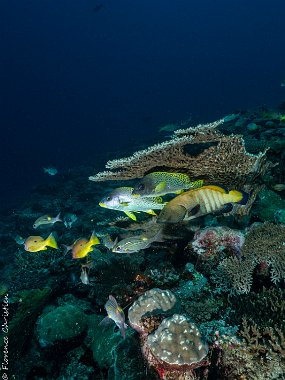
1, 0, 285, 208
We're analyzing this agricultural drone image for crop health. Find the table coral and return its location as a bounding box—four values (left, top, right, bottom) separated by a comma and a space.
89, 120, 269, 192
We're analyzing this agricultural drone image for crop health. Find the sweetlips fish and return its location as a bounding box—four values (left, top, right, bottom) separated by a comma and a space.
132, 172, 204, 197
157, 185, 248, 224
33, 213, 62, 229
99, 186, 166, 221
43, 167, 58, 176
112, 230, 163, 254
63, 231, 100, 259
99, 295, 128, 339
22, 232, 58, 252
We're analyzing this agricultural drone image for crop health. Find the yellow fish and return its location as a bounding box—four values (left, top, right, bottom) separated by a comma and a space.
64, 231, 100, 259
157, 185, 248, 223
24, 233, 58, 252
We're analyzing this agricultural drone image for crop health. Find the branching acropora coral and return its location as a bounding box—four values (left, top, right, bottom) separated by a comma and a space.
218, 223, 285, 294
89, 119, 269, 190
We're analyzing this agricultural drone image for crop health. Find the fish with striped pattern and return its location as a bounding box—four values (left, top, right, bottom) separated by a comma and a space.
157, 185, 248, 224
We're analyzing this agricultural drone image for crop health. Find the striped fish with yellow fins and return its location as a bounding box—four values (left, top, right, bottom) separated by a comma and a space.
157, 185, 248, 224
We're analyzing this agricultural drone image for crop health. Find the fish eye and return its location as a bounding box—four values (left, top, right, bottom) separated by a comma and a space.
138, 184, 145, 191
34, 240, 37, 243
106, 196, 111, 201
116, 246, 121, 251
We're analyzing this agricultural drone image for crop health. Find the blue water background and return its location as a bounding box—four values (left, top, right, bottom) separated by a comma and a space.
1, 0, 285, 207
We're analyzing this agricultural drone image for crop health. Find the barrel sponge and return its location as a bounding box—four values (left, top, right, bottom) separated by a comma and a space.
128, 288, 179, 334
144, 314, 208, 368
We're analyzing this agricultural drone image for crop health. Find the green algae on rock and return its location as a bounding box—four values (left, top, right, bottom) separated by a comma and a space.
37, 304, 88, 347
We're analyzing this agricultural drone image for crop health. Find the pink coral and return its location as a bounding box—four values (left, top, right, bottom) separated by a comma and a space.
192, 226, 245, 258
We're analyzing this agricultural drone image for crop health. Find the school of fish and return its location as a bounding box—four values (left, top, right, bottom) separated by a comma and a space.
16, 169, 249, 339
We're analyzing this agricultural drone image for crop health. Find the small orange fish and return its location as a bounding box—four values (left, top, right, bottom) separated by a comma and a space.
24, 233, 58, 252
63, 231, 100, 259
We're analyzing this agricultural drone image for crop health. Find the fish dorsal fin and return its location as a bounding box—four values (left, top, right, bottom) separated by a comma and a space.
200, 185, 226, 193
124, 211, 137, 221
175, 189, 184, 194
188, 179, 204, 189
108, 295, 118, 308
155, 181, 167, 193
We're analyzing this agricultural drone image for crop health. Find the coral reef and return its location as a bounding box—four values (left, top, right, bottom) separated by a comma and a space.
218, 223, 285, 293
3, 106, 285, 379
192, 226, 245, 257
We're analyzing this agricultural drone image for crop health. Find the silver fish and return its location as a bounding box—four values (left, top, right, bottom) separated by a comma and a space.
100, 295, 127, 339
99, 187, 165, 220
43, 167, 58, 176
112, 230, 163, 254
80, 266, 90, 285
33, 213, 62, 229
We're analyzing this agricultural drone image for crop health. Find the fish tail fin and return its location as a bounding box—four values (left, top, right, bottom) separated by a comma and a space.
46, 233, 58, 249
152, 228, 164, 243
119, 325, 126, 339
90, 231, 100, 246
55, 212, 62, 222
228, 190, 249, 205
62, 244, 72, 255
